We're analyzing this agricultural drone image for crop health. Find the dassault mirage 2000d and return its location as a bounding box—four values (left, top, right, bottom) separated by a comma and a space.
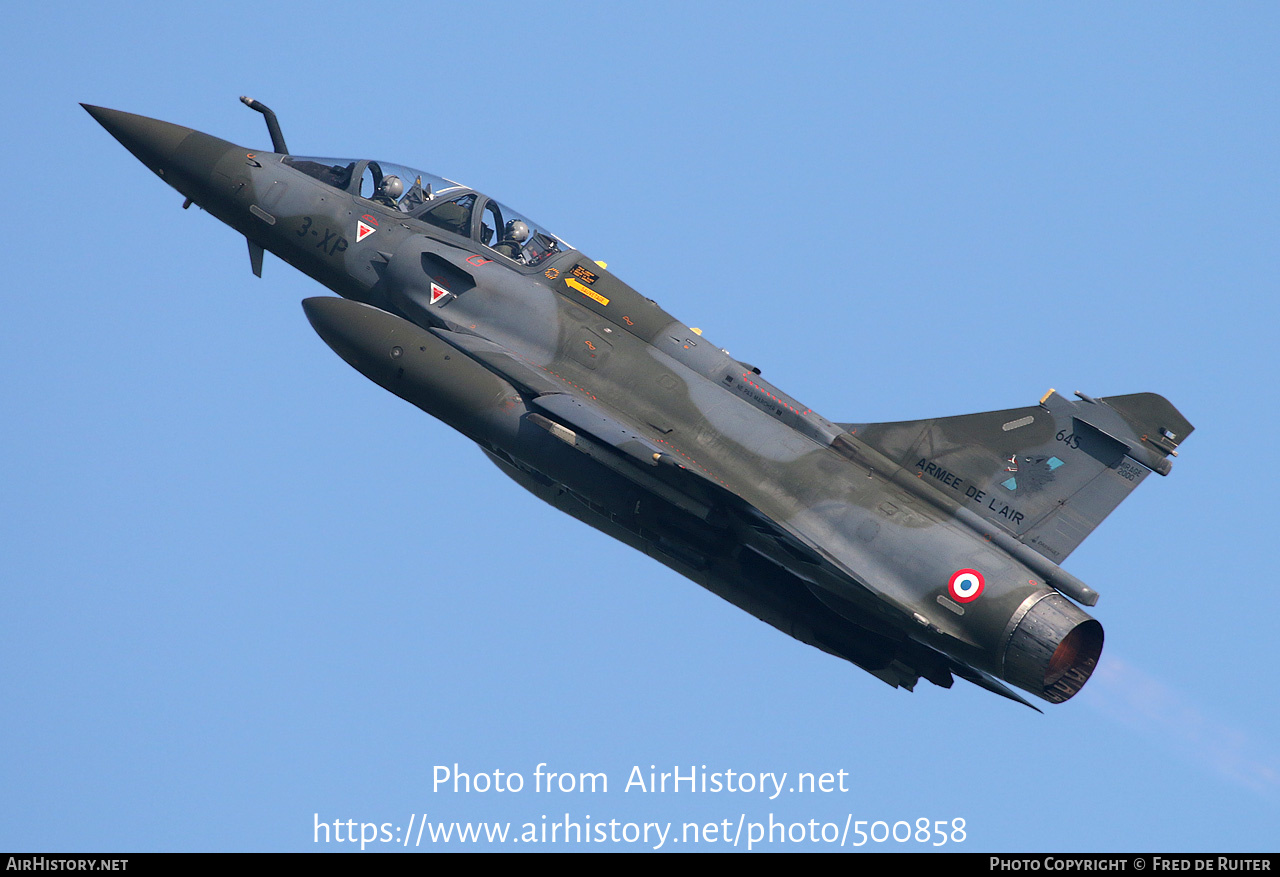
85, 98, 1193, 709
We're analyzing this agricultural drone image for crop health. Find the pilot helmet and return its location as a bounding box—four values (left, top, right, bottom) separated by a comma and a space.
505, 219, 530, 243
380, 174, 404, 199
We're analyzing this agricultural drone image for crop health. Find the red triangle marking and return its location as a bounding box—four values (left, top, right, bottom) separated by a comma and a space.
356, 221, 376, 242
430, 282, 449, 304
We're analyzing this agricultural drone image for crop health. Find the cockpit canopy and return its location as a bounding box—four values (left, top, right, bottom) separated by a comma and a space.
283, 155, 569, 268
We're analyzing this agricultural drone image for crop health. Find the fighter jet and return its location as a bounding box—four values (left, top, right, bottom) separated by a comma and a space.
84, 99, 1193, 709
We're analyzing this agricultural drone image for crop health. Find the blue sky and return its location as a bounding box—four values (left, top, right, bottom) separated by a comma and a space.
2, 2, 1277, 852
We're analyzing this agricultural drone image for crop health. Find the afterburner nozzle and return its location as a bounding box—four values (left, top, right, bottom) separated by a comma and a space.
1003, 593, 1104, 704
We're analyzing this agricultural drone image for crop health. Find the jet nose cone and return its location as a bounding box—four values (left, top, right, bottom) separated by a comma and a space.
81, 104, 196, 174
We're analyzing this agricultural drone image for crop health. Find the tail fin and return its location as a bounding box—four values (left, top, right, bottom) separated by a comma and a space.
841, 390, 1193, 563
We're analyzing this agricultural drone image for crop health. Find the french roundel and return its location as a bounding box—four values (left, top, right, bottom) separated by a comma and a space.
948, 568, 985, 603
